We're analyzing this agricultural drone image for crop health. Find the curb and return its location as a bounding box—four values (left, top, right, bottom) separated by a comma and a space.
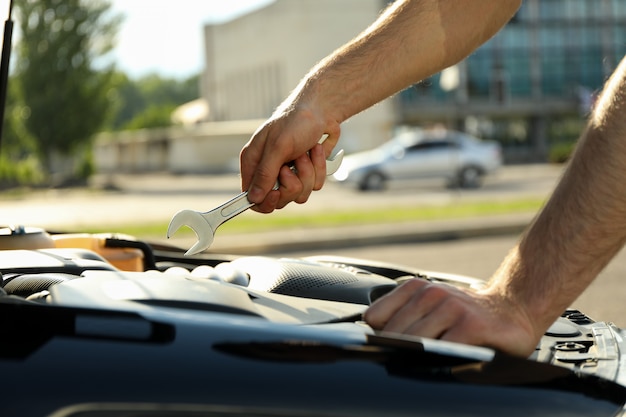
205, 213, 535, 255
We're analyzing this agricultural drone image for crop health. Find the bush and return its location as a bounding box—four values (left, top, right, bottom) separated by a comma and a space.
75, 150, 95, 180
0, 154, 45, 189
548, 141, 577, 164
123, 104, 177, 130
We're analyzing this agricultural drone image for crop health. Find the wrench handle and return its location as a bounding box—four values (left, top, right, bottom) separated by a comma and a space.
210, 180, 280, 228
217, 191, 255, 219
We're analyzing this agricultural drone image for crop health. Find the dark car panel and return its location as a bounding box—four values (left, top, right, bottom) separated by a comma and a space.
1, 242, 626, 417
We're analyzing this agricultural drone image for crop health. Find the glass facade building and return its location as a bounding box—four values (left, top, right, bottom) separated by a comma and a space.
398, 0, 626, 160
484, 0, 623, 98
403, 0, 625, 103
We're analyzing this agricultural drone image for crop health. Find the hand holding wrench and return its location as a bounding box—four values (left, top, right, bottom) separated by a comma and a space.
167, 146, 344, 256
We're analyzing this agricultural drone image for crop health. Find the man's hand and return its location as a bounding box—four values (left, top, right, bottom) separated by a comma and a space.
240, 108, 340, 213
363, 278, 539, 357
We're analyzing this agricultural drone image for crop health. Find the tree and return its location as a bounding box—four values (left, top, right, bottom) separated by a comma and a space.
107, 72, 200, 131
0, 79, 43, 188
13, 0, 121, 174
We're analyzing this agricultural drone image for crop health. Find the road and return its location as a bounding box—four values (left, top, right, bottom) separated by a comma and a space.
1, 163, 625, 328
280, 234, 626, 329
1, 163, 562, 231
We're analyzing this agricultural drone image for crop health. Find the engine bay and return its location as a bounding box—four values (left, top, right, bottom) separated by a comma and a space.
0, 229, 624, 387
2, 228, 626, 416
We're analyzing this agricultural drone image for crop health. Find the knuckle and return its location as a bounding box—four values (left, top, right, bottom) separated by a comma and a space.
362, 308, 385, 329
416, 282, 449, 301
295, 195, 310, 204
398, 277, 428, 293
438, 297, 465, 318
255, 166, 276, 182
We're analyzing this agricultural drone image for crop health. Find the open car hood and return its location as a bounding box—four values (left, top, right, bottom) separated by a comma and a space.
2, 234, 626, 417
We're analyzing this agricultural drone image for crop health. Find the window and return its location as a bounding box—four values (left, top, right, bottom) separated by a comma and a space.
539, 0, 562, 21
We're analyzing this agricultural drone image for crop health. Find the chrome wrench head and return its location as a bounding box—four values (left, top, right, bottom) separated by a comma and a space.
326, 149, 344, 175
166, 209, 217, 256
167, 149, 344, 256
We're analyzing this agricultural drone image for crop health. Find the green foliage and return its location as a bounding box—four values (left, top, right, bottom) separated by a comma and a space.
107, 72, 200, 131
548, 141, 577, 164
0, 154, 45, 188
135, 73, 199, 106
546, 116, 585, 163
548, 117, 586, 143
1, 0, 197, 186
83, 197, 547, 240
1, 81, 37, 154
13, 0, 122, 173
75, 147, 95, 179
0, 79, 45, 188
106, 72, 143, 129
122, 104, 178, 130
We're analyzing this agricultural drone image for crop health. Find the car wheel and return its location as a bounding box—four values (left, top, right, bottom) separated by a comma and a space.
359, 172, 387, 191
458, 166, 483, 188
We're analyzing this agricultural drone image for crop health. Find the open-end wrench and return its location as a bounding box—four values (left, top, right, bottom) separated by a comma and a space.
167, 148, 344, 256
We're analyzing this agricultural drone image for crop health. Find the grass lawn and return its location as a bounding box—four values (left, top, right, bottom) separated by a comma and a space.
83, 197, 546, 240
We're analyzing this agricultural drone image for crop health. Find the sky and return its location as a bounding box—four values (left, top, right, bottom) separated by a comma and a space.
0, 0, 274, 79
107, 0, 274, 79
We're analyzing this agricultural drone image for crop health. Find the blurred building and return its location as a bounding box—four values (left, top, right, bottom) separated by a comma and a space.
201, 0, 392, 154
201, 0, 626, 161
400, 0, 626, 161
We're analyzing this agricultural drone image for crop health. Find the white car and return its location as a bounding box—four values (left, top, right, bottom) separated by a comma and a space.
333, 128, 503, 191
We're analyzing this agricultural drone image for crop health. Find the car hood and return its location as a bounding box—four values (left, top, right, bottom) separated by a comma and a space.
1, 239, 626, 417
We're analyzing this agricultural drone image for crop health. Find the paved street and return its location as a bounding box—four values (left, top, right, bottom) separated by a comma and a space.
0, 163, 562, 232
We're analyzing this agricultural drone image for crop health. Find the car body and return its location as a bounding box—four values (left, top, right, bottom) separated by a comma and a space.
2, 229, 626, 416
332, 128, 503, 191
3, 6, 626, 416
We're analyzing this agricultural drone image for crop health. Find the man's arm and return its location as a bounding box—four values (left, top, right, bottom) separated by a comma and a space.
488, 54, 626, 344
240, 0, 522, 212
364, 55, 626, 357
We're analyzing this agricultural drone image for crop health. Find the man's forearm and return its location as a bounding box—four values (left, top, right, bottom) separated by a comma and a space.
489, 56, 626, 338
282, 0, 522, 125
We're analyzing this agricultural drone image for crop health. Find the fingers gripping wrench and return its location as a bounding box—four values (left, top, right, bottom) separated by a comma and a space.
167, 147, 344, 256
